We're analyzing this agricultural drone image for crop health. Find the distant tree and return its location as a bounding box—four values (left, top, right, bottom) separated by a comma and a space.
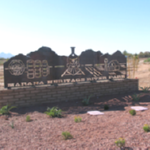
122, 51, 150, 58
123, 50, 128, 56
139, 52, 144, 58
128, 53, 133, 58
122, 50, 134, 58
144, 52, 150, 57
134, 53, 138, 56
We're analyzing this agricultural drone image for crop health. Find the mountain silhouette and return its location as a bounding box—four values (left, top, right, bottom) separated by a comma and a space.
0, 52, 14, 58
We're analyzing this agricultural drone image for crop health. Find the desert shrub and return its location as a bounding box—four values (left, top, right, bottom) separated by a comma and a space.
26, 115, 31, 122
62, 131, 73, 140
131, 93, 141, 101
144, 58, 150, 63
104, 104, 109, 110
129, 109, 136, 116
45, 107, 62, 118
0, 104, 16, 115
82, 95, 92, 106
143, 124, 150, 132
114, 137, 125, 149
74, 116, 82, 123
140, 87, 150, 93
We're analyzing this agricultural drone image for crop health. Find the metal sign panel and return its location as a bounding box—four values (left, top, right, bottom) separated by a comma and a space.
4, 47, 127, 88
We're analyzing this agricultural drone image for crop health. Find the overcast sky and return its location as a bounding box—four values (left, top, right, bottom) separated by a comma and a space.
0, 0, 150, 56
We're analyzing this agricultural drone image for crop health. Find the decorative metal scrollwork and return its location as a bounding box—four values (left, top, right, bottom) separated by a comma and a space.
4, 47, 127, 88
42, 60, 49, 77
27, 59, 34, 79
8, 59, 25, 76
61, 57, 85, 77
27, 59, 49, 79
108, 60, 120, 71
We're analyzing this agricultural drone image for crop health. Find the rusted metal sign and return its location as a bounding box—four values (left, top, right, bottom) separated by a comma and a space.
4, 47, 127, 88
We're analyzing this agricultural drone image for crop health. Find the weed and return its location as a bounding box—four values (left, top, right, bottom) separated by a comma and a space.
104, 104, 109, 110
140, 87, 150, 93
114, 137, 125, 149
131, 93, 141, 101
26, 115, 31, 122
143, 124, 150, 132
9, 120, 14, 129
129, 109, 136, 116
82, 95, 92, 106
74, 116, 82, 123
45, 107, 62, 118
0, 104, 16, 115
62, 131, 73, 140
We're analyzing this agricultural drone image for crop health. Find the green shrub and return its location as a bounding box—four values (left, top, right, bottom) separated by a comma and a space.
131, 94, 141, 101
26, 115, 31, 122
129, 109, 136, 116
74, 116, 82, 123
144, 58, 150, 63
62, 131, 73, 140
143, 124, 150, 132
115, 137, 125, 149
0, 104, 16, 115
140, 87, 150, 93
45, 107, 62, 118
104, 104, 109, 110
82, 95, 92, 106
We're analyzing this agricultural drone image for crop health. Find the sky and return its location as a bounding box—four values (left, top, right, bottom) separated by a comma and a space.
0, 0, 150, 57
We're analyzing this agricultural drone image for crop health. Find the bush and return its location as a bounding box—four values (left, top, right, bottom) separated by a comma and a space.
62, 131, 73, 140
82, 95, 92, 106
140, 87, 150, 93
131, 94, 141, 101
144, 58, 150, 63
115, 137, 125, 149
129, 109, 136, 116
26, 115, 31, 122
104, 104, 109, 110
74, 116, 82, 123
0, 104, 16, 115
44, 107, 62, 118
143, 124, 150, 132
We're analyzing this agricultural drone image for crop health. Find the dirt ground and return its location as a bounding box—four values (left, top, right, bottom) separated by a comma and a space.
133, 58, 150, 88
1, 91, 150, 149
